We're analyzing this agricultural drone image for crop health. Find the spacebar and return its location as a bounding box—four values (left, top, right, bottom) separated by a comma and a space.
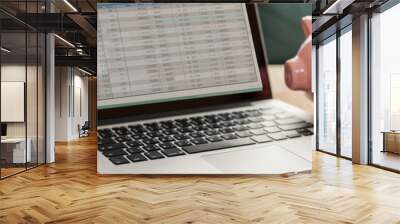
183, 138, 255, 154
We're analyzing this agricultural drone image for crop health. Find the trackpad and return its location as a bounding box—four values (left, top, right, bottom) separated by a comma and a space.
201, 145, 311, 174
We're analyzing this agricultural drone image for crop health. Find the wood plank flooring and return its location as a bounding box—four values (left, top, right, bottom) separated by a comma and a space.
1, 135, 400, 224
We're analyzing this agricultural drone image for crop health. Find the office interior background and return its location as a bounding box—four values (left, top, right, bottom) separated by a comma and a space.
0, 0, 399, 223
0, 0, 97, 179
312, 0, 400, 172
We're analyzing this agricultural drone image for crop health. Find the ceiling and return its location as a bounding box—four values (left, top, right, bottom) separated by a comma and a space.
311, 0, 392, 43
2, 0, 395, 73
0, 0, 97, 74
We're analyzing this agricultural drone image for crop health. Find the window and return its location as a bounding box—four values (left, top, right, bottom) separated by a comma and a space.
370, 3, 400, 171
339, 27, 352, 158
317, 35, 337, 154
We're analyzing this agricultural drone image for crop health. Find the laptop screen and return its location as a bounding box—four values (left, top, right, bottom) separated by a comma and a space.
97, 3, 263, 110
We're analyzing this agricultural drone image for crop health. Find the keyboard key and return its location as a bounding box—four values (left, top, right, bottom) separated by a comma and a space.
250, 129, 266, 135
205, 115, 221, 123
127, 147, 143, 154
279, 123, 313, 131
191, 138, 208, 145
191, 125, 209, 131
112, 126, 126, 131
268, 133, 288, 141
251, 135, 272, 143
247, 123, 264, 129
220, 121, 236, 127
173, 134, 191, 140
221, 133, 238, 140
233, 125, 249, 132
189, 132, 206, 138
302, 130, 314, 136
183, 138, 255, 154
246, 110, 262, 117
264, 126, 281, 133
287, 133, 301, 138
103, 149, 127, 157
129, 125, 146, 133
276, 118, 304, 125
249, 117, 265, 123
163, 129, 180, 135
284, 130, 302, 138
159, 142, 176, 149
144, 123, 162, 131
209, 124, 222, 129
162, 147, 185, 157
98, 143, 126, 151
145, 151, 164, 160
232, 111, 249, 119
142, 145, 160, 152
175, 140, 192, 147
205, 130, 219, 136
178, 127, 195, 133
175, 119, 191, 127
220, 127, 235, 133
297, 129, 314, 136
236, 119, 252, 125
115, 130, 129, 136
147, 131, 165, 138
141, 138, 159, 145
131, 133, 146, 140
114, 136, 131, 142
160, 121, 175, 129
236, 131, 253, 138
190, 117, 207, 125
125, 141, 143, 147
98, 132, 115, 138
109, 156, 129, 165
207, 136, 223, 142
158, 136, 175, 142
127, 153, 147, 162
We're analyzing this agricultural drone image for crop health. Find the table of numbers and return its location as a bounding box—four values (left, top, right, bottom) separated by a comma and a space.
97, 3, 260, 104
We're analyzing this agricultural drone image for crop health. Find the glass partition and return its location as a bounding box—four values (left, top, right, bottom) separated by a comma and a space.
0, 1, 46, 179
339, 27, 352, 158
1, 31, 28, 177
38, 32, 46, 165
370, 3, 400, 171
317, 35, 337, 154
27, 30, 38, 169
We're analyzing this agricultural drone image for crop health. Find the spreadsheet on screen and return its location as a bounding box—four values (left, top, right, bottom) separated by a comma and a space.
97, 3, 262, 109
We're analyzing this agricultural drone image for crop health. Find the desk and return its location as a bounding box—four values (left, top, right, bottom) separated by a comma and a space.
382, 131, 400, 154
1, 138, 31, 163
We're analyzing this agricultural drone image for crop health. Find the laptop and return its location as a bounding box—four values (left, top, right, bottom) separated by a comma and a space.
97, 3, 313, 174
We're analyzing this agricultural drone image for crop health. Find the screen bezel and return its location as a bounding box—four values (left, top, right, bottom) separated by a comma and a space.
98, 4, 272, 122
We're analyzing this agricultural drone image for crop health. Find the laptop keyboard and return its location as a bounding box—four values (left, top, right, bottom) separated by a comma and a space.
97, 107, 313, 165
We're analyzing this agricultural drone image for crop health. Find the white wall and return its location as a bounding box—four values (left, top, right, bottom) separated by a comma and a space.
55, 67, 70, 141
54, 67, 89, 141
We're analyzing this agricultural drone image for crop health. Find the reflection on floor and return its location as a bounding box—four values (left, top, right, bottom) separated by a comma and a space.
0, 167, 25, 178
373, 150, 400, 171
0, 162, 44, 179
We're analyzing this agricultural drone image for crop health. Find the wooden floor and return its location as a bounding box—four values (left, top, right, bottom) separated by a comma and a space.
1, 135, 400, 224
